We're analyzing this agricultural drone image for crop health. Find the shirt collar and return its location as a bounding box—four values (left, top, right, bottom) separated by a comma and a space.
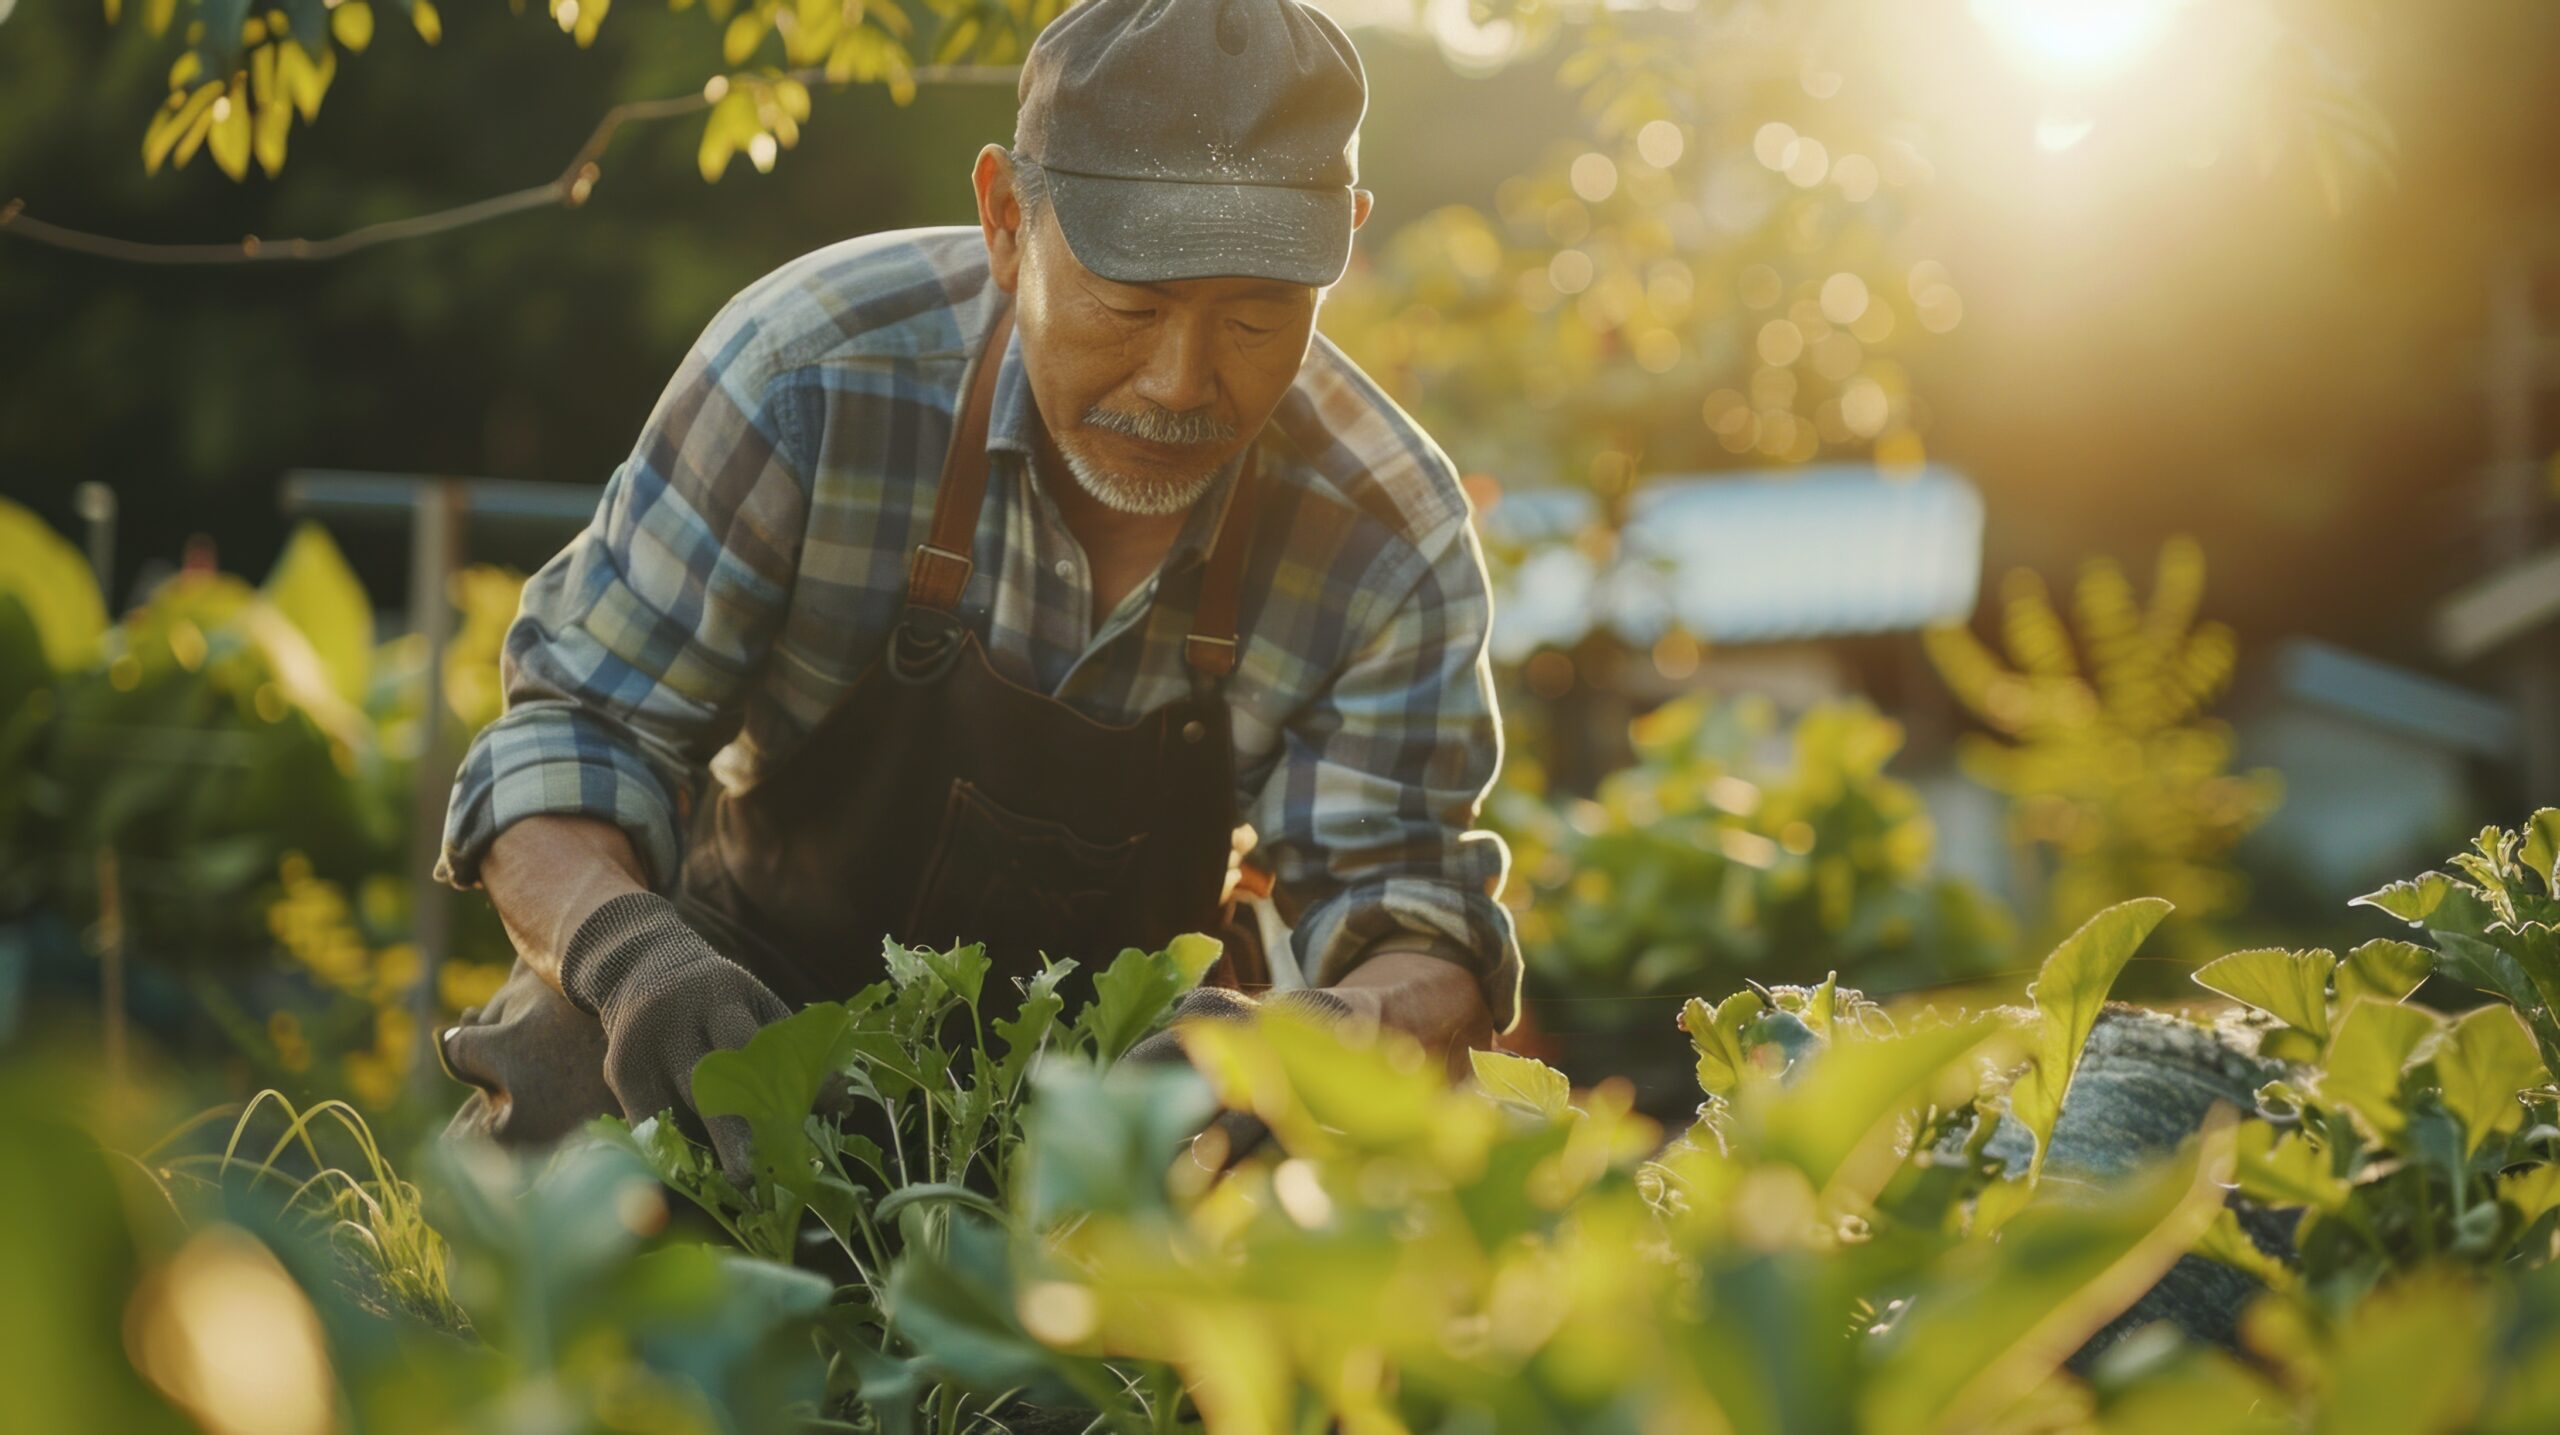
985, 324, 1247, 571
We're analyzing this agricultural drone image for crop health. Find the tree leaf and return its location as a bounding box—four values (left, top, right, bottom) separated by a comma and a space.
207, 76, 253, 181
2193, 947, 2336, 1039
1469, 1047, 1572, 1119
329, 0, 373, 52
2433, 1005, 2543, 1157
197, 0, 252, 69
724, 10, 770, 64
2336, 938, 2433, 1007
2007, 898, 2172, 1181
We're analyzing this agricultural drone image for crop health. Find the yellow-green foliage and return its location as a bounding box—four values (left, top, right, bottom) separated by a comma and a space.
1928, 537, 2281, 955
1500, 693, 2012, 1011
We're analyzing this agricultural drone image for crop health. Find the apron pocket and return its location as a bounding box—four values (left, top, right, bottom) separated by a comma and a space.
903, 778, 1148, 958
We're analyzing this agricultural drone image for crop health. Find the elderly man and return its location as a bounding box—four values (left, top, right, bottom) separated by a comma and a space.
433, 0, 1517, 1169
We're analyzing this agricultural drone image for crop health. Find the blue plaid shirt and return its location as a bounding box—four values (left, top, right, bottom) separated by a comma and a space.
437, 227, 1520, 1026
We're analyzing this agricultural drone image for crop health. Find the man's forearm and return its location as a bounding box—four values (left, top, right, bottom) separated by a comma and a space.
1331, 944, 1498, 1079
478, 814, 654, 994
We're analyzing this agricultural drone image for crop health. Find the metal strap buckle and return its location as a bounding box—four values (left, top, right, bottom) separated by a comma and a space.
910, 543, 975, 586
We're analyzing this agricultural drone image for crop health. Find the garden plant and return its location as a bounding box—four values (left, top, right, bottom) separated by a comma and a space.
10, 811, 2560, 1431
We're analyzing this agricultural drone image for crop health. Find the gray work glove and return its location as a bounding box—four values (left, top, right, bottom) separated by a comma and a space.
1122, 986, 1354, 1172
560, 890, 790, 1182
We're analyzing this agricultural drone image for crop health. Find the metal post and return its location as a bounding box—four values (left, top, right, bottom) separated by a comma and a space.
73, 482, 116, 608
405, 481, 466, 1090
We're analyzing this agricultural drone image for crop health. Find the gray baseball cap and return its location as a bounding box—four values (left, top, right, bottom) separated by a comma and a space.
1013, 0, 1368, 288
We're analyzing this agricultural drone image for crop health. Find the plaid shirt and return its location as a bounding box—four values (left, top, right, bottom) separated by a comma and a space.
437, 227, 1520, 1026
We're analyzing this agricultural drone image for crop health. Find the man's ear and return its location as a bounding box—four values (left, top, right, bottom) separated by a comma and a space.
975, 145, 1026, 291
1351, 188, 1375, 232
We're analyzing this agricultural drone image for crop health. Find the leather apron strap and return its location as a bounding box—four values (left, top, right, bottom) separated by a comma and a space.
902, 300, 1260, 678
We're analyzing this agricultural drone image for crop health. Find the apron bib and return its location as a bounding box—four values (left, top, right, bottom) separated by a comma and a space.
442, 301, 1267, 1145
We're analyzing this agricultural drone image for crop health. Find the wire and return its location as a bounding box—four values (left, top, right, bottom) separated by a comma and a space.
0, 64, 1020, 266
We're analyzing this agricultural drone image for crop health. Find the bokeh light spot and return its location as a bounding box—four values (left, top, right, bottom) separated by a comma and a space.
1635, 119, 1686, 169
1569, 151, 1620, 203
1753, 121, 1801, 172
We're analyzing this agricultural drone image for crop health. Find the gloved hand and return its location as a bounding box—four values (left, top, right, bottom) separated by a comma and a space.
1121, 985, 1356, 1172
560, 890, 790, 1181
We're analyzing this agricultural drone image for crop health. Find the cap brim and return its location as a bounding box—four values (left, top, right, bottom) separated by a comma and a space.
1044, 169, 1353, 287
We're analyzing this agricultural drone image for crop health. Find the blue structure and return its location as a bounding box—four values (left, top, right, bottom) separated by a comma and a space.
1481, 465, 1985, 662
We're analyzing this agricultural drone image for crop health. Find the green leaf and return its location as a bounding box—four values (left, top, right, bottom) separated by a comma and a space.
1076, 944, 1209, 1063
723, 10, 769, 63
2500, 1164, 2560, 1227
915, 941, 989, 1012
1469, 1047, 1572, 1119
991, 959, 1072, 1091
2522, 809, 2560, 895
691, 1001, 857, 1195
2007, 898, 2173, 1181
0, 497, 106, 671
1863, 1118, 2237, 1432
1681, 990, 1765, 1098
1020, 1060, 1214, 1224
2191, 1204, 2294, 1291
2321, 997, 2443, 1143
2193, 947, 2336, 1039
1165, 931, 1224, 986
196, 0, 252, 68
2433, 1005, 2543, 1157
2336, 938, 2433, 1007
2229, 1121, 2347, 1212
872, 1182, 1005, 1225
2317, 1274, 2493, 1435
2431, 931, 2547, 1017
261, 522, 372, 706
1758, 1019, 2002, 1199
2353, 872, 2454, 926
883, 1213, 1080, 1403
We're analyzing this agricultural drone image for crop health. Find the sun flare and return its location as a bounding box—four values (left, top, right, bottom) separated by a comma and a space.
1970, 0, 2188, 86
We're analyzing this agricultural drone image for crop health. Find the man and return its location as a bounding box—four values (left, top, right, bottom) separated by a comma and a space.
433, 0, 1518, 1170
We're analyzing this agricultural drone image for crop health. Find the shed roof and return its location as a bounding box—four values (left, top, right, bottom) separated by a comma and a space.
1483, 465, 1985, 661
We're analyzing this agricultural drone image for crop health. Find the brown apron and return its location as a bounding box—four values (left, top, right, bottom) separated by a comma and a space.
442, 301, 1267, 1145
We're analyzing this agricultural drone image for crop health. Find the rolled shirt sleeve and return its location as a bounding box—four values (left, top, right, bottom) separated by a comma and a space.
1247, 509, 1524, 1032
437, 316, 812, 892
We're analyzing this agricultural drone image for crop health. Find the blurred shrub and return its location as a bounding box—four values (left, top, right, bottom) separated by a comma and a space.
1929, 537, 2281, 962
1496, 691, 2013, 1026
0, 497, 521, 1116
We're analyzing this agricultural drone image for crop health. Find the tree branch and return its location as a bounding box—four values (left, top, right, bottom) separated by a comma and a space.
0, 64, 1020, 266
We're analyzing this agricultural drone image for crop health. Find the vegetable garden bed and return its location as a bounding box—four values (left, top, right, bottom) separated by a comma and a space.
13, 817, 2560, 1433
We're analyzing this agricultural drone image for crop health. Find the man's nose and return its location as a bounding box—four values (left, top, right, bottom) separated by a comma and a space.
1130, 314, 1218, 415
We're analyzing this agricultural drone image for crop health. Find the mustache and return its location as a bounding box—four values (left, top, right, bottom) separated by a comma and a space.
1080, 402, 1237, 447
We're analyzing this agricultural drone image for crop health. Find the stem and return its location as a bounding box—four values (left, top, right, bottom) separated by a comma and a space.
887, 1097, 913, 1187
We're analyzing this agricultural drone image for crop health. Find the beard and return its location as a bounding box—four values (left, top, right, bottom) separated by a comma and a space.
1057, 401, 1238, 516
